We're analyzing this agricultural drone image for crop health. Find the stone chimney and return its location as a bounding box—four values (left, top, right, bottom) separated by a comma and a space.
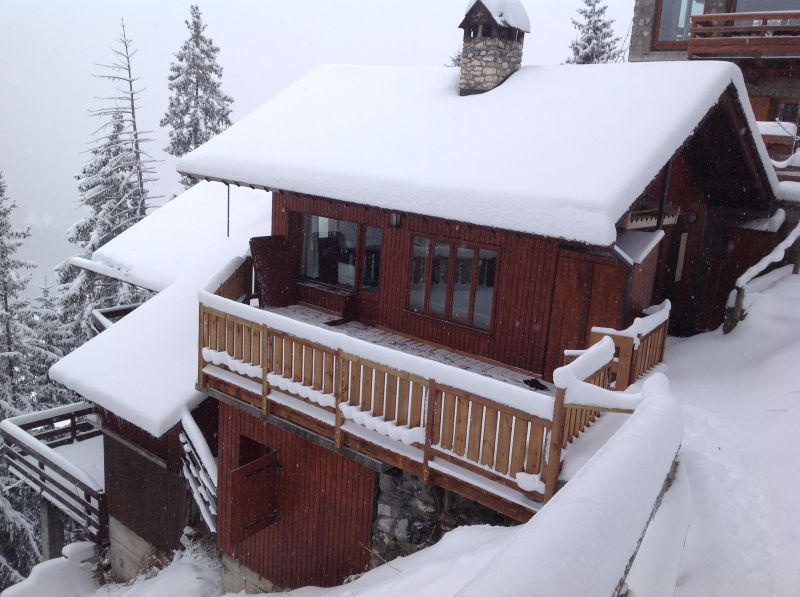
458, 0, 529, 96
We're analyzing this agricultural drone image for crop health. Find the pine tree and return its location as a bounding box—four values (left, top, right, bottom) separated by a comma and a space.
25, 285, 76, 410
566, 0, 623, 65
161, 4, 233, 187
0, 172, 41, 589
58, 21, 154, 347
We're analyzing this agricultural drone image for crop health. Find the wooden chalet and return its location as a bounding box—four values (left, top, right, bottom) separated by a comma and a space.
2, 1, 796, 593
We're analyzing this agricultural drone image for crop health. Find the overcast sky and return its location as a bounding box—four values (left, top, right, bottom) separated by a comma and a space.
0, 0, 634, 295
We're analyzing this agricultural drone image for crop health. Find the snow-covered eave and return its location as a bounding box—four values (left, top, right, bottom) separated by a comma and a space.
67, 256, 157, 292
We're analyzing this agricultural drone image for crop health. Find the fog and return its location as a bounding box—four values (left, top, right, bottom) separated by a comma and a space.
0, 0, 633, 296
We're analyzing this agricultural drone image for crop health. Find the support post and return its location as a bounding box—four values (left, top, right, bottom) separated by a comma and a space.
615, 336, 635, 391
261, 324, 271, 416
334, 351, 347, 449
544, 387, 566, 502
422, 383, 438, 485
39, 498, 64, 561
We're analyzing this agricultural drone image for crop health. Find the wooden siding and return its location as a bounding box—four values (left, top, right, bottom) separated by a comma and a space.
544, 249, 627, 379
104, 432, 193, 551
271, 192, 561, 376
626, 245, 660, 326
217, 403, 377, 589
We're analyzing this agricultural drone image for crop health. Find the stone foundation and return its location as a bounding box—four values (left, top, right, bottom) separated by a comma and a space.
371, 469, 515, 564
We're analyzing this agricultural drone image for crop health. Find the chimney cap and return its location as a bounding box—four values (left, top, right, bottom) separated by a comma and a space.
462, 0, 530, 33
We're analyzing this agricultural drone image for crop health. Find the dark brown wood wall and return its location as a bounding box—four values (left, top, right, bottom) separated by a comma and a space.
626, 246, 660, 326
217, 403, 377, 589
543, 250, 628, 378
103, 431, 192, 551
271, 192, 561, 376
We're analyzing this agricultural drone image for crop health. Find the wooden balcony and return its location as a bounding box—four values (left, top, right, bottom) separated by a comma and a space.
688, 11, 800, 59
0, 403, 107, 540
195, 258, 671, 520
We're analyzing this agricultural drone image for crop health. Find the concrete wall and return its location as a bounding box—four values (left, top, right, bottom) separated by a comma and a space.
108, 516, 158, 582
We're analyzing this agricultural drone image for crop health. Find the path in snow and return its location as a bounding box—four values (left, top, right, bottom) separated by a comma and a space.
664, 273, 800, 597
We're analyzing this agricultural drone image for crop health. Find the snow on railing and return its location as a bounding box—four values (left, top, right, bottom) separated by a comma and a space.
458, 374, 684, 597
179, 410, 217, 533
725, 220, 800, 333
589, 301, 670, 391
0, 403, 106, 539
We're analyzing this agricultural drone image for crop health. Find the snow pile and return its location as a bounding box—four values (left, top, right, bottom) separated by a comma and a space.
3, 542, 98, 597
757, 120, 797, 138
739, 207, 785, 232
202, 347, 263, 379
514, 472, 544, 494
339, 403, 425, 445
266, 373, 336, 409
464, 0, 530, 32
179, 61, 775, 247
200, 284, 553, 421
50, 182, 270, 437
779, 180, 800, 203
458, 374, 682, 597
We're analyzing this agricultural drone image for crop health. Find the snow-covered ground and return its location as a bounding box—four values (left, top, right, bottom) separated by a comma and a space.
6, 271, 800, 596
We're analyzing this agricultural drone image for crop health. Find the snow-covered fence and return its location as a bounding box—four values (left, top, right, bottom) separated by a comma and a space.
589, 300, 671, 390
724, 220, 800, 333
458, 375, 684, 597
0, 403, 106, 540
179, 411, 218, 533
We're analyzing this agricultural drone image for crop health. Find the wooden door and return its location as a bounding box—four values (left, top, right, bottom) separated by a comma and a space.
250, 235, 296, 307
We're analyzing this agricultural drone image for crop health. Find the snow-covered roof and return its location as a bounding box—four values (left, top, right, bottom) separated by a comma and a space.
70, 182, 268, 292
179, 61, 777, 247
49, 182, 270, 437
464, 0, 530, 32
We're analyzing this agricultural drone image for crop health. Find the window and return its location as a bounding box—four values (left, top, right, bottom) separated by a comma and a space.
407, 236, 497, 330
299, 214, 383, 294
656, 0, 706, 43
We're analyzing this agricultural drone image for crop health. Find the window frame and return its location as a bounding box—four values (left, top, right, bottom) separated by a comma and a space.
297, 212, 383, 299
651, 0, 707, 51
407, 234, 499, 331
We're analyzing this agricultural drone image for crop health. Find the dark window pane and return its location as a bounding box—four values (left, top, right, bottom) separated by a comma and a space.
429, 243, 450, 316
735, 0, 800, 11
474, 249, 496, 330
658, 0, 705, 42
451, 246, 474, 322
409, 237, 429, 312
300, 214, 357, 287
362, 226, 383, 293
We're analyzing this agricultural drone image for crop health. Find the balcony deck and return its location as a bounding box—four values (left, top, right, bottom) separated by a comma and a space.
688, 11, 800, 60
196, 257, 671, 521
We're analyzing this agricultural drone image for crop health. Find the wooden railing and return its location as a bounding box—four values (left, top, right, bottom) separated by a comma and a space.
89, 302, 143, 336
179, 412, 218, 533
0, 403, 106, 540
688, 11, 800, 58
197, 299, 555, 505
725, 221, 800, 333
590, 300, 671, 391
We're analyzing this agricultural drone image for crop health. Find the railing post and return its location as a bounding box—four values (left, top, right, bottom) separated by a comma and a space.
616, 336, 635, 391
197, 305, 206, 390
544, 387, 566, 502
261, 324, 271, 416
422, 382, 438, 485
724, 287, 745, 334
334, 350, 347, 449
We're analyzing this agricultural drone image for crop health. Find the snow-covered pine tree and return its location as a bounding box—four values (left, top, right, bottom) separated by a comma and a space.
0, 172, 41, 589
25, 285, 77, 410
161, 4, 233, 187
58, 21, 155, 348
565, 0, 623, 65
